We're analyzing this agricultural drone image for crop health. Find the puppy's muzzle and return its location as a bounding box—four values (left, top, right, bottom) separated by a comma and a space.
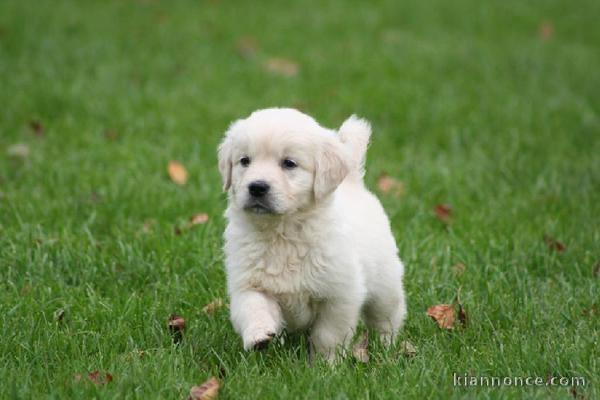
245, 180, 275, 214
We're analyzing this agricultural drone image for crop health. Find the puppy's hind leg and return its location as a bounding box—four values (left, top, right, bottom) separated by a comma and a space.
230, 290, 283, 351
363, 282, 407, 346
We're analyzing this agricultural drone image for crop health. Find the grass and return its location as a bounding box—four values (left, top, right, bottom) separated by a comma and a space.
0, 0, 598, 398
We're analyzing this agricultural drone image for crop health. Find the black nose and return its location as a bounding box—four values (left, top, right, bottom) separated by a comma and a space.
248, 180, 270, 197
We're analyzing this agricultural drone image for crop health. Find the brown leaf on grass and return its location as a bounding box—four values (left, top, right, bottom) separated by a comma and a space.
190, 213, 209, 225
582, 304, 597, 317
168, 314, 186, 343
87, 191, 103, 204
29, 120, 45, 136
434, 204, 452, 223
593, 262, 600, 277
236, 36, 258, 59
140, 219, 156, 234
376, 173, 405, 197
544, 235, 566, 252
264, 57, 299, 77
20, 284, 32, 295
457, 303, 467, 327
352, 331, 369, 363
86, 370, 113, 386
427, 304, 455, 329
168, 160, 188, 185
104, 129, 118, 141
189, 377, 220, 400
54, 308, 65, 322
154, 11, 169, 24
7, 143, 30, 158
538, 21, 554, 40
452, 263, 466, 276
399, 340, 417, 357
570, 386, 586, 400
202, 298, 225, 315
175, 213, 210, 235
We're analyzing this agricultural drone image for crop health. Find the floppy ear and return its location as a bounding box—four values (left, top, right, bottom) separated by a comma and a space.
218, 121, 241, 191
313, 138, 350, 201
217, 136, 232, 191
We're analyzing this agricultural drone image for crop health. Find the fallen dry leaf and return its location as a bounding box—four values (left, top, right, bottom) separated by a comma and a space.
544, 235, 566, 252
20, 284, 32, 295
175, 213, 210, 235
352, 331, 369, 363
452, 263, 466, 276
236, 36, 258, 59
202, 298, 225, 315
154, 11, 168, 24
7, 143, 30, 158
140, 219, 156, 234
399, 340, 417, 357
168, 314, 186, 343
538, 21, 554, 40
582, 304, 597, 317
86, 370, 113, 386
570, 385, 586, 400
593, 262, 600, 277
264, 57, 299, 77
457, 303, 467, 327
427, 304, 455, 329
29, 120, 45, 136
189, 377, 220, 400
376, 173, 405, 197
87, 191, 103, 204
190, 213, 209, 225
104, 129, 118, 141
434, 204, 452, 223
168, 160, 188, 185
54, 308, 66, 322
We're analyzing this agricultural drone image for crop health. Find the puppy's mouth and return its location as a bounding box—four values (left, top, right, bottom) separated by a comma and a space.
243, 201, 276, 215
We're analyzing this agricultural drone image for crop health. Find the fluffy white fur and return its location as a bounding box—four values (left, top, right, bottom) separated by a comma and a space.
218, 108, 406, 361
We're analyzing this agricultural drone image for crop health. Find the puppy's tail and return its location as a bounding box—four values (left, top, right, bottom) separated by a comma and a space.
338, 115, 371, 181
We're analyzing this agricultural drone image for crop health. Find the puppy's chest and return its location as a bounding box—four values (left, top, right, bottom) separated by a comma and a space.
244, 235, 327, 296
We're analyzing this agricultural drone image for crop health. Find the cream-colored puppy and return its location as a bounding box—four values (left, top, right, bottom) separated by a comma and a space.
218, 108, 406, 361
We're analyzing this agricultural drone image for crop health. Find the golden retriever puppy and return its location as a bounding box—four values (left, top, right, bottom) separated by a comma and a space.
218, 108, 406, 361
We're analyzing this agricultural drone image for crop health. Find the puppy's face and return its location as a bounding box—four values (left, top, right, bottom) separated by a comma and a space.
218, 109, 349, 216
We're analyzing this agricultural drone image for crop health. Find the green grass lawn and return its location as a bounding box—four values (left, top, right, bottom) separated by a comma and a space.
1, 0, 598, 398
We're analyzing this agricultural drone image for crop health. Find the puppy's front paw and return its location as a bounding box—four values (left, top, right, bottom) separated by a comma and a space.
379, 332, 396, 347
243, 327, 276, 351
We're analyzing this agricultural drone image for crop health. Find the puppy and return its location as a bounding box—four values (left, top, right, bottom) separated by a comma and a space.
218, 108, 406, 361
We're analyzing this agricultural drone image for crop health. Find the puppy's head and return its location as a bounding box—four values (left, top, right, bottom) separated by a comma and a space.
218, 108, 349, 216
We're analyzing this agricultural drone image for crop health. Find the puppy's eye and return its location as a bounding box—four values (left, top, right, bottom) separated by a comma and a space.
240, 156, 251, 167
282, 158, 297, 169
